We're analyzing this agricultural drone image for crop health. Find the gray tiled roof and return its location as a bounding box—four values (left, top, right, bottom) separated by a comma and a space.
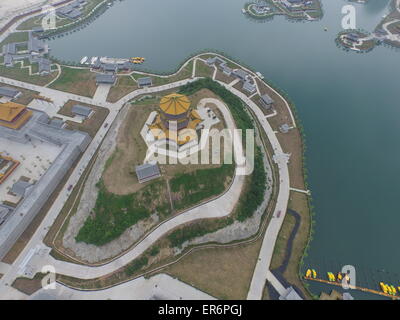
3, 43, 17, 55
103, 63, 117, 72
72, 104, 92, 117
4, 55, 13, 66
38, 58, 51, 73
96, 73, 116, 84
10, 180, 32, 197
260, 94, 274, 105
0, 87, 21, 98
243, 80, 256, 93
137, 77, 152, 87
49, 118, 64, 128
28, 33, 46, 53
32, 26, 44, 32
57, 5, 73, 15
220, 64, 232, 75
233, 69, 249, 80
67, 9, 82, 19
135, 163, 161, 183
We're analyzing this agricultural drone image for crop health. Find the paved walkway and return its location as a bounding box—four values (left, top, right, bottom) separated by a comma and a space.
266, 271, 286, 296
290, 187, 311, 195
93, 84, 112, 103
30, 273, 215, 300
0, 262, 11, 274
218, 84, 291, 300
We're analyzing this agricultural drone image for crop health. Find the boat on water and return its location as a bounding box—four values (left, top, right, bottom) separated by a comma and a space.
90, 56, 98, 64
130, 57, 145, 64
80, 56, 88, 64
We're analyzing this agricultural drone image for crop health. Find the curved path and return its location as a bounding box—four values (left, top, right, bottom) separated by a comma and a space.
48, 96, 247, 279
0, 87, 247, 287
0, 76, 199, 293
0, 52, 293, 300
213, 83, 292, 300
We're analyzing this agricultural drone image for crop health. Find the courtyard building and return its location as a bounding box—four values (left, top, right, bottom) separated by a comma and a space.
96, 73, 116, 85
0, 87, 21, 100
72, 104, 93, 119
137, 77, 153, 88
260, 93, 274, 110
0, 102, 33, 129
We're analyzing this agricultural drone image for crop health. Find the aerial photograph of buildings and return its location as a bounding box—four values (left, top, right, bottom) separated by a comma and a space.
0, 0, 399, 312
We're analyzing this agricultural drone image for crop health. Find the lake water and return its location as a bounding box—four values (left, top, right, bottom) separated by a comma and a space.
48, 0, 400, 299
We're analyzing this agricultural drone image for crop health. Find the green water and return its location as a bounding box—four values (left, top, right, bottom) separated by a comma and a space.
48, 0, 400, 298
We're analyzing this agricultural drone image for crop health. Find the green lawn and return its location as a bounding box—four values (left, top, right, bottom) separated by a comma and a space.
75, 179, 170, 246
0, 64, 56, 86
195, 60, 213, 78
49, 67, 97, 97
0, 32, 29, 47
170, 164, 234, 211
151, 60, 194, 86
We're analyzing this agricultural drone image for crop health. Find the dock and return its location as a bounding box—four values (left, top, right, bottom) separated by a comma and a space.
304, 276, 400, 300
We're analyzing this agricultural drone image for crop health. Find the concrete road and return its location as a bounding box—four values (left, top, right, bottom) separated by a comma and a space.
30, 273, 215, 300
216, 83, 291, 300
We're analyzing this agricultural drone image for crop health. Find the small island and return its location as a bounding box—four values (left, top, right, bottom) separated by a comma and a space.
336, 30, 376, 52
336, 0, 400, 53
243, 0, 323, 21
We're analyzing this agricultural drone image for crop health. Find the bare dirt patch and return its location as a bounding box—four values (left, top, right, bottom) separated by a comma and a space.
107, 75, 138, 103
58, 100, 109, 138
102, 104, 156, 195
163, 239, 263, 299
214, 70, 236, 85
0, 83, 39, 105
255, 78, 294, 130
276, 129, 305, 190
12, 273, 45, 296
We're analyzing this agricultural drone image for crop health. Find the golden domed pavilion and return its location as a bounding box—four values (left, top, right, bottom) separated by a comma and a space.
150, 93, 203, 145
159, 93, 191, 130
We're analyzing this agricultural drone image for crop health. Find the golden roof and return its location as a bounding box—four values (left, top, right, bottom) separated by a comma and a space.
0, 102, 32, 129
159, 93, 190, 116
190, 109, 202, 120
149, 115, 198, 145
0, 102, 26, 122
